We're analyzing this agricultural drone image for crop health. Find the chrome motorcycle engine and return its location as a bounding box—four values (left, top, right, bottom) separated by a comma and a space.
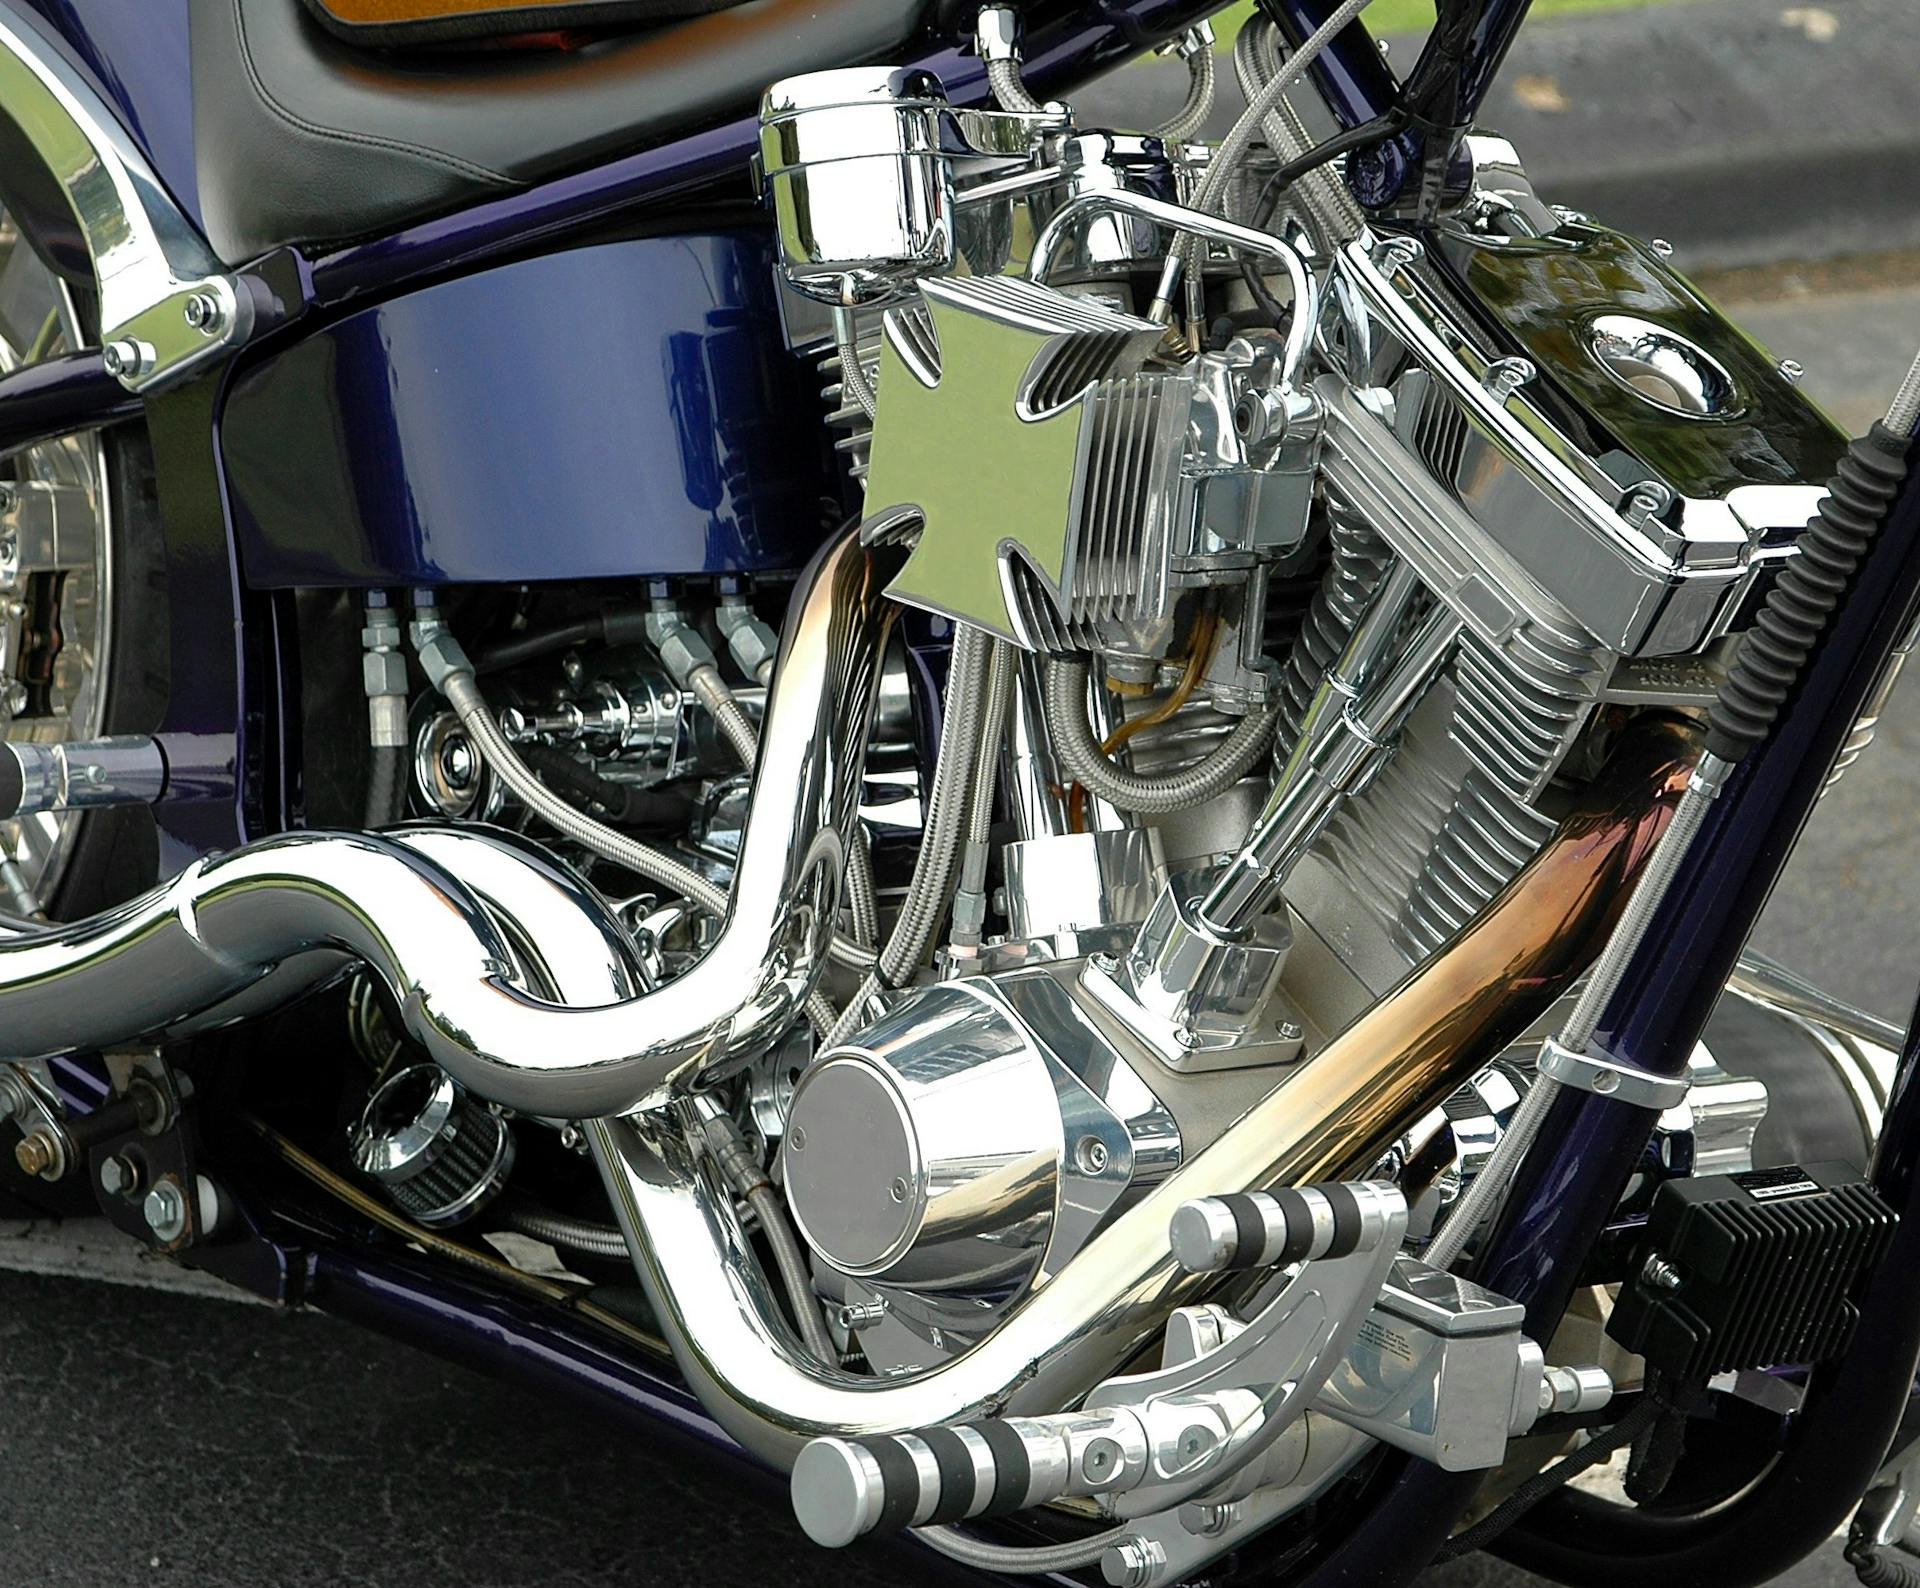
759, 46, 1839, 1379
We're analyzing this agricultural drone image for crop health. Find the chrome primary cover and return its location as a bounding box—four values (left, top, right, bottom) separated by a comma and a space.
784, 970, 1180, 1365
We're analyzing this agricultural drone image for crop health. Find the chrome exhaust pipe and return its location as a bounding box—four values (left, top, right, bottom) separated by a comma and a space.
590, 718, 1700, 1468
0, 525, 896, 1118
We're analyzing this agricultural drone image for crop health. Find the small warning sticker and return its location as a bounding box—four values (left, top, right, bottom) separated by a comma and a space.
1733, 1165, 1820, 1202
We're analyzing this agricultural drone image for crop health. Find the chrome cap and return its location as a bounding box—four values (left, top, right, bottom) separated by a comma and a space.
758, 67, 956, 305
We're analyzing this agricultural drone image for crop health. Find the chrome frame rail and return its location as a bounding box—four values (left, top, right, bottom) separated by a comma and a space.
0, 2, 250, 389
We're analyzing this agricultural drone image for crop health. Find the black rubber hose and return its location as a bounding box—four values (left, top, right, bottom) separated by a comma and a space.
474, 609, 651, 675
363, 743, 408, 828
516, 742, 696, 832
1705, 423, 1914, 763
1849, 1543, 1920, 1588
1436, 1396, 1662, 1562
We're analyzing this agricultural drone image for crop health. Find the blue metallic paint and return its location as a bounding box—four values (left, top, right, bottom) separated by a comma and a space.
221, 230, 829, 588
301, 0, 1239, 309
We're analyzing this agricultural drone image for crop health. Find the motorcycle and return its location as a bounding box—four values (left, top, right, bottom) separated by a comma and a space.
0, 0, 1916, 1581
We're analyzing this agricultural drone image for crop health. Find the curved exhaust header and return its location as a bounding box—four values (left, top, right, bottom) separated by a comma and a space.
590, 718, 1700, 1467
0, 524, 895, 1118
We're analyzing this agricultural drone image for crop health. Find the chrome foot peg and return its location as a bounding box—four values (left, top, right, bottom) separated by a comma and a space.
791, 1182, 1408, 1548
1170, 1183, 1399, 1273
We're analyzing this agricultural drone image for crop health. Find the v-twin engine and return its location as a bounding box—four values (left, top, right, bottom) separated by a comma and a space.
0, 15, 1879, 1587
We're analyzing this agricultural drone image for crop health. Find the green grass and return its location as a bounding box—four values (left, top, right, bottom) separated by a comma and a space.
1207, 0, 1691, 54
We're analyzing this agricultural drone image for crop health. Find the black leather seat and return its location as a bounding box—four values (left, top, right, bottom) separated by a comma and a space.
190, 0, 928, 264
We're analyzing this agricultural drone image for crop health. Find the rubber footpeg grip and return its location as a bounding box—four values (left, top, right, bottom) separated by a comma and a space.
1169, 1181, 1403, 1272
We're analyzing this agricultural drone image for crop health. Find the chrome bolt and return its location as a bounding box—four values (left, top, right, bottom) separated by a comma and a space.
1081, 1437, 1124, 1485
1779, 359, 1805, 384
1650, 237, 1675, 258
143, 1179, 189, 1243
14, 1130, 59, 1179
1551, 204, 1590, 225
1482, 356, 1536, 400
1177, 1425, 1215, 1461
1100, 1536, 1168, 1588
182, 292, 225, 334
836, 1297, 889, 1331
1641, 1252, 1683, 1291
1372, 236, 1424, 273
1075, 1135, 1110, 1175
1623, 481, 1675, 527
1175, 1025, 1197, 1049
1591, 1068, 1621, 1094
1090, 952, 1120, 976
557, 1123, 583, 1152
1178, 1500, 1241, 1537
100, 339, 151, 379
0, 483, 16, 514
440, 738, 476, 786
1276, 1019, 1304, 1042
98, 1153, 140, 1198
1539, 1363, 1614, 1416
0, 533, 17, 562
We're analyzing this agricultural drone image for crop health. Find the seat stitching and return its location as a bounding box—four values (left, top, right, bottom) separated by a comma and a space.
232, 0, 518, 189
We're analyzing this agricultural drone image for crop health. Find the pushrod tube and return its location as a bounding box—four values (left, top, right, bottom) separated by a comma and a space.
589, 718, 1695, 1469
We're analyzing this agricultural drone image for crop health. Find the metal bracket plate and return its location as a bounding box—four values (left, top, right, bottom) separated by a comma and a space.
0, 8, 252, 392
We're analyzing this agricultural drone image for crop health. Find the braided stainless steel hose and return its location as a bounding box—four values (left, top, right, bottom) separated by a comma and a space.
1159, 0, 1375, 313
826, 625, 994, 1044
1237, 19, 1366, 245
1152, 29, 1216, 143
441, 669, 732, 919
1044, 657, 1277, 814
506, 1206, 630, 1261
688, 664, 761, 768
985, 55, 1041, 114
916, 1523, 1126, 1573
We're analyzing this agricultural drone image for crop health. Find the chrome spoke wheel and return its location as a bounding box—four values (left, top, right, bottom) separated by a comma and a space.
0, 207, 113, 914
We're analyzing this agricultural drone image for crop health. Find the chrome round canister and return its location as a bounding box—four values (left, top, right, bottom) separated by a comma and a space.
780, 982, 1063, 1292
758, 67, 957, 306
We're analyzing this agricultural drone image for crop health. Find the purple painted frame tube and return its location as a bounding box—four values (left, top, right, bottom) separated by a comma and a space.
301, 0, 1227, 311
0, 350, 138, 457
1244, 419, 1920, 1588
1258, 0, 1538, 206
307, 1242, 1070, 1587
